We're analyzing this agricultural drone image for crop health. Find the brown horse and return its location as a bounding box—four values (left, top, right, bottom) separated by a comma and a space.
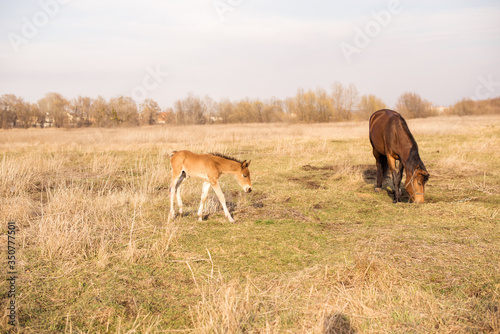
369, 109, 429, 203
168, 150, 252, 223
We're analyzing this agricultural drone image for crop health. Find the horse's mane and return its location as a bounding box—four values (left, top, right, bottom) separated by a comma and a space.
210, 152, 243, 164
398, 115, 417, 146
399, 115, 428, 176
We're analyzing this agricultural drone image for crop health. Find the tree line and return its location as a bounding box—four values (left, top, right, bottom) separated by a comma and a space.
1, 83, 499, 129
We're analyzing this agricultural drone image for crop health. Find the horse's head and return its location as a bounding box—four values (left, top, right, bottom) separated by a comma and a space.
235, 160, 252, 193
405, 166, 429, 203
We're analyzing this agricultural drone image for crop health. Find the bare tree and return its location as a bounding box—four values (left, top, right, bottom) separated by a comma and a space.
331, 82, 359, 121
215, 98, 234, 124
315, 87, 334, 122
185, 93, 206, 124
108, 96, 139, 126
203, 95, 217, 124
395, 92, 434, 118
173, 93, 206, 124
71, 96, 93, 127
261, 97, 285, 122
0, 94, 30, 128
38, 92, 69, 128
289, 88, 316, 122
233, 99, 255, 123
140, 99, 161, 125
90, 96, 110, 127
16, 99, 32, 128
357, 94, 387, 120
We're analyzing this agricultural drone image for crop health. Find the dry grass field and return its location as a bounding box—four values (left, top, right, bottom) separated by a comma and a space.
1, 115, 499, 333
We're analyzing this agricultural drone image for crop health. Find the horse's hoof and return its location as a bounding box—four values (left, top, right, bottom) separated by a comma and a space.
374, 187, 382, 193
392, 199, 397, 204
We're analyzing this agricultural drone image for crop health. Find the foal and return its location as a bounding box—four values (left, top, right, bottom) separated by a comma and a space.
168, 150, 252, 223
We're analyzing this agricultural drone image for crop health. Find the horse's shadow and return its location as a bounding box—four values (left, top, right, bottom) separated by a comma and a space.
323, 313, 356, 334
361, 165, 411, 203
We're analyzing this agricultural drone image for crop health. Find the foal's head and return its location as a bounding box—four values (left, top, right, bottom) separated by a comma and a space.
235, 160, 252, 193
405, 166, 429, 203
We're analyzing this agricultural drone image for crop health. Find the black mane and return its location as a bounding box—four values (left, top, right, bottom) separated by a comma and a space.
398, 115, 417, 147
407, 145, 426, 171
399, 115, 427, 174
210, 153, 243, 164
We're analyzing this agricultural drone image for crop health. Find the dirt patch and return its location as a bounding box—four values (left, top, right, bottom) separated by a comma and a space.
302, 164, 338, 172
250, 192, 268, 208
288, 177, 325, 189
313, 202, 325, 209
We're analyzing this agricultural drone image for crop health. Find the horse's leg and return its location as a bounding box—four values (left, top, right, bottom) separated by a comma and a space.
176, 182, 185, 216
168, 177, 179, 221
197, 182, 211, 221
168, 170, 186, 221
387, 156, 399, 203
397, 160, 404, 198
211, 182, 235, 223
373, 149, 384, 191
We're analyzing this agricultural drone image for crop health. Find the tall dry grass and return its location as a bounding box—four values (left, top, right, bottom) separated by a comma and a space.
1, 114, 499, 332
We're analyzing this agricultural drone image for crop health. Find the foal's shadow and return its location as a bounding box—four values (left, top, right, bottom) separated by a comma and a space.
361, 165, 410, 203
197, 192, 238, 221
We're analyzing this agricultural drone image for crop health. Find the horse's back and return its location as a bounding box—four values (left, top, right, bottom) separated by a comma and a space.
170, 150, 218, 177
170, 150, 189, 163
369, 109, 405, 155
369, 109, 400, 130
171, 150, 207, 165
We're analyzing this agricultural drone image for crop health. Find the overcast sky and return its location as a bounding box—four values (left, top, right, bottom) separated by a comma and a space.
1, 0, 499, 109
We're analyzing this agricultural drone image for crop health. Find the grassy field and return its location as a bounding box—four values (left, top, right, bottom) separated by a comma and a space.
1, 115, 499, 333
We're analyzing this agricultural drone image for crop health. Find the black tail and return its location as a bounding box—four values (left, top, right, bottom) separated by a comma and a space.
379, 155, 388, 178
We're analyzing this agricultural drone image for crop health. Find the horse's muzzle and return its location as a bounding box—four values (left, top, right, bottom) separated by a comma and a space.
244, 187, 252, 193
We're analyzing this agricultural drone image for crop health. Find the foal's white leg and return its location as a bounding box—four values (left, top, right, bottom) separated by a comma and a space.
176, 186, 184, 216
197, 182, 211, 221
212, 182, 235, 223
168, 184, 177, 222
168, 172, 185, 221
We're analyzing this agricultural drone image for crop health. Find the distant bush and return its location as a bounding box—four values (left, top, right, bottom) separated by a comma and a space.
449, 98, 500, 116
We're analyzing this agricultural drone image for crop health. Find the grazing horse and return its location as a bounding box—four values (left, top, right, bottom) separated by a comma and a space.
369, 109, 429, 203
168, 150, 252, 223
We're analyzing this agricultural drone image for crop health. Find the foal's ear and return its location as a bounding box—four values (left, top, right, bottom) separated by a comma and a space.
241, 160, 251, 168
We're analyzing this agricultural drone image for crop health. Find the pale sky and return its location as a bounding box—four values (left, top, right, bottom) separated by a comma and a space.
1, 0, 499, 109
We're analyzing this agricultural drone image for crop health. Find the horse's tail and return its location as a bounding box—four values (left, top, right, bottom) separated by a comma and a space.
379, 154, 388, 178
